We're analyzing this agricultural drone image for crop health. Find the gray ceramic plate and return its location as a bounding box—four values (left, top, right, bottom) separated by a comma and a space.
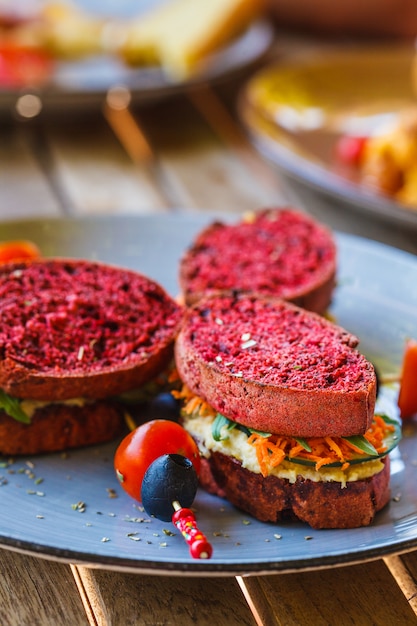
0, 213, 416, 576
240, 44, 417, 230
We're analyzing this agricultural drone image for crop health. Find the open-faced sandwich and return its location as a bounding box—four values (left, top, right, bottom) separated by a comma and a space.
179, 208, 337, 314
174, 292, 400, 529
0, 258, 183, 455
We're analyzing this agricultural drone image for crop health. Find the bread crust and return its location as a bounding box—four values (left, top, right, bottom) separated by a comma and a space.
199, 452, 391, 529
179, 208, 337, 313
0, 401, 126, 456
0, 259, 183, 401
0, 343, 175, 401
175, 294, 376, 437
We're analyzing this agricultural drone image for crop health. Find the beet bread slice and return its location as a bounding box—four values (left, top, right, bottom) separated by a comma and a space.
199, 452, 390, 529
0, 400, 126, 456
175, 293, 376, 438
0, 259, 183, 400
179, 208, 336, 313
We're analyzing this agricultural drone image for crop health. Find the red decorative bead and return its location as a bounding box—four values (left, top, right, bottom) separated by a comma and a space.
172, 508, 195, 524
190, 539, 213, 560
172, 506, 212, 559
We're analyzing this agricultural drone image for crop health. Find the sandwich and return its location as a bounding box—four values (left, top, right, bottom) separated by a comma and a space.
0, 258, 183, 456
179, 208, 337, 314
173, 292, 400, 529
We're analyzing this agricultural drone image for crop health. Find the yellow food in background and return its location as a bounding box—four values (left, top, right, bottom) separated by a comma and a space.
0, 1, 105, 58
361, 108, 417, 207
0, 0, 265, 77
40, 2, 105, 58
120, 0, 264, 78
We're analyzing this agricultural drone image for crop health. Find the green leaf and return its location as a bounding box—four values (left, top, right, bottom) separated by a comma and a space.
342, 435, 378, 456
211, 413, 272, 441
294, 437, 312, 452
0, 390, 31, 424
288, 416, 401, 468
212, 413, 236, 441
248, 427, 272, 438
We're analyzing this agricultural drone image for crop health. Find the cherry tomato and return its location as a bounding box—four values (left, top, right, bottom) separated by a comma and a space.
335, 134, 368, 167
0, 43, 53, 88
0, 240, 41, 263
398, 339, 417, 419
114, 419, 201, 502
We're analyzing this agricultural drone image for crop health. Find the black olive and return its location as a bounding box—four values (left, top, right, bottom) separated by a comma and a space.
125, 392, 181, 424
141, 454, 198, 522
148, 392, 181, 422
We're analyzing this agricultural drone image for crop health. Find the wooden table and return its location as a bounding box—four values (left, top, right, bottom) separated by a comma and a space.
1, 34, 417, 626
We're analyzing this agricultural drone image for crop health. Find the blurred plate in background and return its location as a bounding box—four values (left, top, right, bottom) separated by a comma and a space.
0, 0, 273, 113
239, 44, 417, 230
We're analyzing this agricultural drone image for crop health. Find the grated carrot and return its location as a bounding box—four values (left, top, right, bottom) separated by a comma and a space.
288, 443, 305, 458
172, 383, 217, 418
325, 436, 345, 463
168, 368, 181, 383
247, 433, 286, 477
315, 457, 336, 471
175, 383, 396, 477
245, 416, 394, 476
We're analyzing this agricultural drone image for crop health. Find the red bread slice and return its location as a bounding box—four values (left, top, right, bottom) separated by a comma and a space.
199, 452, 390, 529
0, 400, 126, 456
179, 208, 336, 313
175, 293, 376, 437
0, 259, 183, 401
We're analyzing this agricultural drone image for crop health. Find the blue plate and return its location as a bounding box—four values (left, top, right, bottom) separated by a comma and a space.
0, 213, 416, 575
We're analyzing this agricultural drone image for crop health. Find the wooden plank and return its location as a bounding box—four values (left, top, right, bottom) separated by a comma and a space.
0, 124, 61, 220
0, 549, 88, 626
42, 113, 167, 215
385, 550, 417, 614
131, 93, 285, 213
239, 560, 417, 626
74, 567, 258, 626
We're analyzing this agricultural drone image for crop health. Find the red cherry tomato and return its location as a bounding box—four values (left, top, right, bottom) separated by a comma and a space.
0, 240, 41, 263
0, 43, 53, 88
114, 419, 201, 502
398, 339, 417, 419
335, 135, 368, 167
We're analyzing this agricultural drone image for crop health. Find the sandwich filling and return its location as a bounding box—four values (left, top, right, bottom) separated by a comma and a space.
0, 374, 172, 425
174, 384, 400, 488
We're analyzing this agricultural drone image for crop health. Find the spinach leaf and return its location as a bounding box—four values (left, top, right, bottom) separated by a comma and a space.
0, 390, 31, 424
